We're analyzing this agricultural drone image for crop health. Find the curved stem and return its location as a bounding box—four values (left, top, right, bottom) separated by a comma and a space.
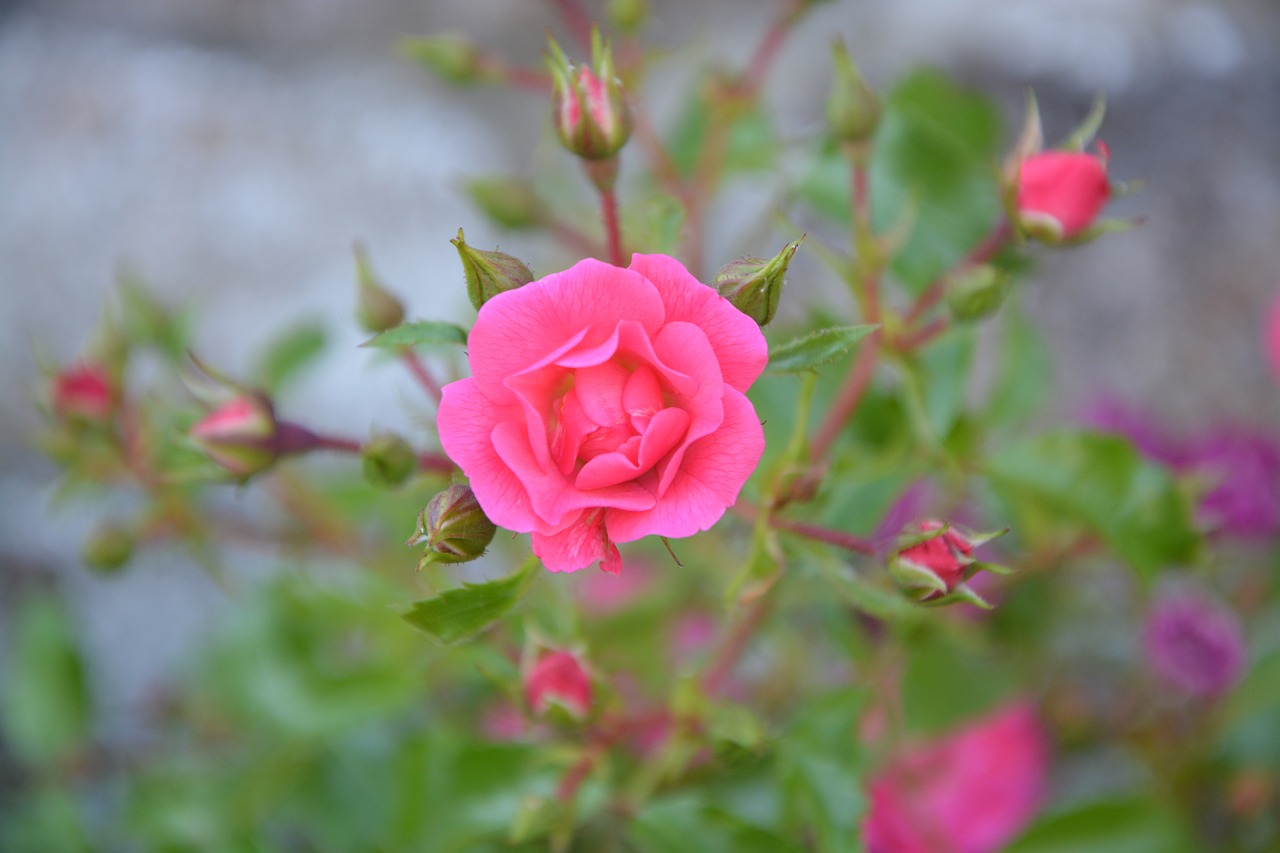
548, 0, 594, 51
732, 502, 877, 556
808, 327, 881, 465
401, 350, 443, 403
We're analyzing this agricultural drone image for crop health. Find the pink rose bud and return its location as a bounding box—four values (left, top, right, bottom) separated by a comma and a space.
889, 520, 1008, 607
1016, 147, 1111, 241
451, 228, 535, 311
406, 483, 497, 568
865, 704, 1050, 853
547, 32, 633, 162
713, 237, 802, 328
189, 394, 279, 479
52, 363, 114, 423
525, 650, 592, 720
1265, 289, 1280, 384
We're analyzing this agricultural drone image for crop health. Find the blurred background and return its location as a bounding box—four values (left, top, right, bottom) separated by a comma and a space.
2, 0, 1279, 832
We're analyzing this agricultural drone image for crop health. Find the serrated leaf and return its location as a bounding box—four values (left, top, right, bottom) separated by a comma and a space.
253, 321, 327, 393
768, 325, 878, 374
362, 320, 467, 350
402, 561, 535, 645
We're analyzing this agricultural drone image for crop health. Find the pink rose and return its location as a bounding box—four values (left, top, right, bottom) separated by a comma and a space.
1016, 147, 1110, 240
52, 363, 114, 422
437, 255, 767, 574
865, 704, 1049, 853
525, 650, 593, 720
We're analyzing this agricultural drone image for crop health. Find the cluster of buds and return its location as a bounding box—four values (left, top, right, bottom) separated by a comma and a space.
547, 31, 633, 168
1006, 96, 1115, 244
888, 520, 1009, 608
524, 649, 593, 722
407, 483, 497, 569
713, 237, 803, 327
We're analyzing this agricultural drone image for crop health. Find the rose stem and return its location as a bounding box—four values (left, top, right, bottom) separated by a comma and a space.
400, 350, 443, 404
599, 183, 626, 267
738, 0, 806, 95
902, 219, 1011, 327
733, 502, 877, 556
548, 0, 594, 51
306, 432, 455, 474
702, 592, 773, 695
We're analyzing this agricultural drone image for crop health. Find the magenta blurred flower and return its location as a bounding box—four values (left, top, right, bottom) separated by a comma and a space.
1144, 589, 1247, 699
1081, 396, 1186, 467
864, 704, 1049, 853
1185, 429, 1280, 538
1265, 290, 1280, 383
525, 651, 593, 720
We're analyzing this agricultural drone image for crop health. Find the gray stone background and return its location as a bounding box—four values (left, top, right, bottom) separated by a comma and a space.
2, 0, 1279, 744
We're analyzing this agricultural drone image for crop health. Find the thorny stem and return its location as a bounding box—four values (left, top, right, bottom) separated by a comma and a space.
401, 351, 443, 404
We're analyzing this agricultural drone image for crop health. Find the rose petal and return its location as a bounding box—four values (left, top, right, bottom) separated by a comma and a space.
606, 387, 762, 541
471, 259, 665, 405
628, 253, 769, 393
649, 321, 725, 496
532, 511, 621, 574
623, 365, 664, 415
575, 407, 690, 491
573, 360, 630, 427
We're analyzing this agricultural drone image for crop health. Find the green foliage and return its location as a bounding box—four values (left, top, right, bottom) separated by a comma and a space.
252, 321, 328, 394
402, 559, 536, 645
361, 319, 468, 349
767, 325, 878, 373
1006, 799, 1199, 853
667, 94, 776, 178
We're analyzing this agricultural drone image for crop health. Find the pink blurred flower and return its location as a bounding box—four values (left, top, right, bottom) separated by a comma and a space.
1144, 589, 1247, 699
577, 560, 653, 614
1265, 291, 1280, 383
1185, 429, 1280, 539
437, 255, 767, 574
864, 704, 1050, 853
189, 394, 279, 479
525, 651, 593, 720
52, 363, 114, 422
1016, 147, 1111, 240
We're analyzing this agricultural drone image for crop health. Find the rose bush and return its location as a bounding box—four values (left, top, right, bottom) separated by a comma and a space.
437, 254, 767, 574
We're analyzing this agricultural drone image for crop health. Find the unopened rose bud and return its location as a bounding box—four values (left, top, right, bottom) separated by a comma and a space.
353, 244, 406, 333
408, 483, 497, 568
189, 394, 279, 480
525, 650, 592, 720
547, 32, 633, 162
451, 228, 535, 310
465, 178, 544, 231
398, 34, 483, 85
713, 237, 802, 327
1016, 148, 1111, 242
946, 264, 1009, 322
362, 432, 416, 488
889, 520, 1008, 607
826, 41, 879, 144
82, 522, 134, 573
607, 0, 648, 34
52, 363, 115, 423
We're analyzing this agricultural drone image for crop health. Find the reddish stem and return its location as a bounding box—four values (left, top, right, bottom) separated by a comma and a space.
304, 430, 455, 474
703, 592, 772, 695
809, 327, 881, 465
401, 350, 443, 403
896, 317, 949, 351
733, 502, 877, 556
548, 0, 594, 50
599, 184, 626, 266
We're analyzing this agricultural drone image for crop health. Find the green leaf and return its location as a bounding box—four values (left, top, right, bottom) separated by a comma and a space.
253, 321, 327, 393
985, 431, 1201, 579
362, 320, 467, 350
768, 325, 878, 374
777, 689, 867, 852
1006, 798, 1199, 853
987, 299, 1052, 428
900, 630, 1015, 734
402, 561, 536, 645
668, 94, 777, 178
869, 70, 1003, 293
1, 596, 91, 764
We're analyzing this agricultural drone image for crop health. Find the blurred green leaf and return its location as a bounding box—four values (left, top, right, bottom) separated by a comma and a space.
362, 320, 467, 349
768, 325, 878, 374
1006, 799, 1199, 853
900, 630, 1014, 734
869, 70, 1003, 293
119, 277, 191, 361
986, 431, 1201, 578
403, 560, 536, 645
987, 299, 1052, 428
668, 93, 776, 178
777, 688, 867, 852
1, 595, 91, 765
0, 787, 91, 853
252, 321, 327, 394
629, 793, 805, 853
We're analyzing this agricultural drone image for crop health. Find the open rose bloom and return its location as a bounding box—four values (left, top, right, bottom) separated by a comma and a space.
438, 254, 767, 574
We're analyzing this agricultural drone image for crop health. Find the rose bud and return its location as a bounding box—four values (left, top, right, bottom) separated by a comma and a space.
713, 237, 803, 328
1015, 147, 1111, 242
546, 32, 633, 162
451, 228, 535, 311
889, 520, 1009, 608
398, 33, 484, 85
52, 363, 115, 424
525, 650, 593, 721
407, 483, 497, 568
353, 244, 406, 333
189, 394, 280, 480
946, 264, 1009, 322
361, 432, 416, 488
82, 522, 135, 573
826, 40, 879, 144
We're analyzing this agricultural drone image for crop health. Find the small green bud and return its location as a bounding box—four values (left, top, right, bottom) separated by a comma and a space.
826, 41, 879, 144
408, 484, 497, 568
451, 228, 535, 311
83, 523, 134, 573
547, 31, 633, 161
606, 0, 648, 34
946, 265, 1009, 322
713, 237, 803, 327
398, 34, 483, 85
362, 433, 416, 488
353, 244, 407, 333
465, 178, 545, 230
